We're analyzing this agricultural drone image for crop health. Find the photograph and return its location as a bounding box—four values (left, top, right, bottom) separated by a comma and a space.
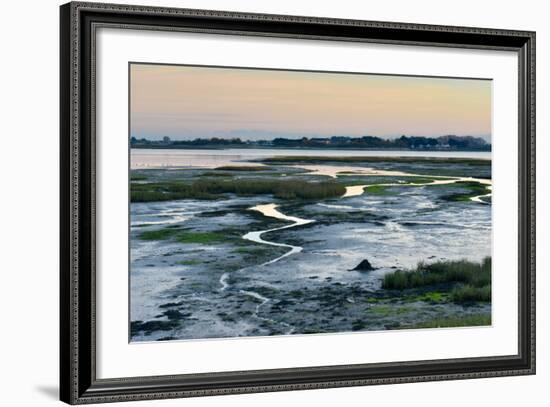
129, 63, 493, 342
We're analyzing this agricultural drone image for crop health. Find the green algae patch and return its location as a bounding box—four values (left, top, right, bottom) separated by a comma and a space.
408, 314, 491, 329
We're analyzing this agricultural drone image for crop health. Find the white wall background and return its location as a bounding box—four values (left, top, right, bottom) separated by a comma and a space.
0, 0, 546, 405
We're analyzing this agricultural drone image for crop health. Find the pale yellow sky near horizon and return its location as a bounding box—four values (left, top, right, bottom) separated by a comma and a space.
130, 63, 492, 140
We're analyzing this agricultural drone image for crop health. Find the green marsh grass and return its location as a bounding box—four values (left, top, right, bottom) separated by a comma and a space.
440, 181, 490, 202
450, 284, 491, 302
365, 185, 390, 195
175, 231, 227, 244
131, 178, 346, 202
408, 313, 491, 328
382, 257, 491, 304
214, 165, 271, 171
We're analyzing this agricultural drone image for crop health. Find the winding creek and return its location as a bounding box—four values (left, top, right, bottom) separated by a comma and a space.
219, 203, 315, 292
343, 176, 492, 201
219, 203, 315, 330
243, 204, 315, 265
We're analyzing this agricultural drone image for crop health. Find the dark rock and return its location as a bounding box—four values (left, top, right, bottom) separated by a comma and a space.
157, 336, 176, 341
130, 319, 179, 336
159, 301, 183, 308
350, 259, 376, 272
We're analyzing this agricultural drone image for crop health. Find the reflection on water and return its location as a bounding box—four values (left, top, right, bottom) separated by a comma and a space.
131, 148, 491, 169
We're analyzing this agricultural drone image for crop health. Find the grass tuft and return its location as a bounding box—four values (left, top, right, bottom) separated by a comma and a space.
382, 257, 491, 304
450, 284, 491, 302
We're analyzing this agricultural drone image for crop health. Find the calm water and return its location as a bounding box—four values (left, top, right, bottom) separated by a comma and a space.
131, 148, 491, 169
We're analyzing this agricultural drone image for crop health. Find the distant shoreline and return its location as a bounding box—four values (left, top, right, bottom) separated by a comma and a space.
130, 145, 491, 153
130, 134, 491, 152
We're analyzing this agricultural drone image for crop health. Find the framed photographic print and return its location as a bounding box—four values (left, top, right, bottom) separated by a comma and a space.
60, 1, 536, 404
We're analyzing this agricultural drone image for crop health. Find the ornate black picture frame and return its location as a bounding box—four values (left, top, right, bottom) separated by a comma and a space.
60, 1, 535, 404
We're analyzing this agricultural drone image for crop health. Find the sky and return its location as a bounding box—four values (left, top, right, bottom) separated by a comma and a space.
130, 63, 492, 141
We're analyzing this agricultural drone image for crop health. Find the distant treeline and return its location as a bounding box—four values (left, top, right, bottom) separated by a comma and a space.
130, 135, 491, 151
